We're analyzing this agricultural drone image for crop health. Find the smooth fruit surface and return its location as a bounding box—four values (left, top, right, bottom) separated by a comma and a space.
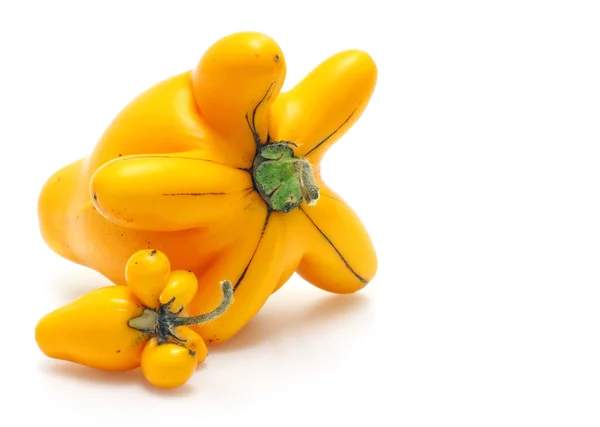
35, 286, 147, 371
160, 270, 199, 312
38, 31, 378, 344
125, 249, 170, 308
141, 339, 197, 388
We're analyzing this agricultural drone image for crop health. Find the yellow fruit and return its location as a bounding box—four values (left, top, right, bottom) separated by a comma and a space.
35, 286, 147, 371
125, 249, 170, 308
38, 31, 379, 344
174, 326, 208, 364
159, 270, 198, 313
141, 339, 197, 389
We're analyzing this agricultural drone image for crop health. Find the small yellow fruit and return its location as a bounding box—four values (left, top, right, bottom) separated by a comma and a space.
160, 270, 199, 312
174, 326, 208, 364
141, 338, 197, 388
125, 249, 170, 308
35, 286, 147, 371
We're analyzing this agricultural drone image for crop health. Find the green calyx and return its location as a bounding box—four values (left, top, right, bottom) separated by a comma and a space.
252, 142, 320, 213
127, 280, 234, 345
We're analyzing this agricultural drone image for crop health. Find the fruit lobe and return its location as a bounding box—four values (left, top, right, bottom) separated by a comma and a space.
141, 338, 197, 389
35, 286, 147, 371
125, 249, 170, 308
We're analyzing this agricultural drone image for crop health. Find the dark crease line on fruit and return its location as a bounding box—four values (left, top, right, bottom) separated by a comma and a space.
106, 155, 235, 169
245, 82, 275, 146
233, 210, 272, 292
243, 187, 256, 198
304, 109, 357, 157
252, 82, 275, 143
162, 186, 255, 197
299, 207, 368, 284
321, 193, 345, 204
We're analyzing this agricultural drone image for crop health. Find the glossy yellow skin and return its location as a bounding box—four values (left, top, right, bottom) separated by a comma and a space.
38, 31, 378, 344
160, 270, 198, 312
125, 249, 170, 308
35, 286, 147, 371
36, 250, 208, 388
141, 339, 197, 389
174, 326, 208, 364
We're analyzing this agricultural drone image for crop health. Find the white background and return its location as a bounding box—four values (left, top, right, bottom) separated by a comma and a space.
1, 0, 599, 425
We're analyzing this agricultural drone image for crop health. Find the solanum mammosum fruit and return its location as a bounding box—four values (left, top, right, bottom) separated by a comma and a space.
38, 31, 378, 344
36, 250, 233, 388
